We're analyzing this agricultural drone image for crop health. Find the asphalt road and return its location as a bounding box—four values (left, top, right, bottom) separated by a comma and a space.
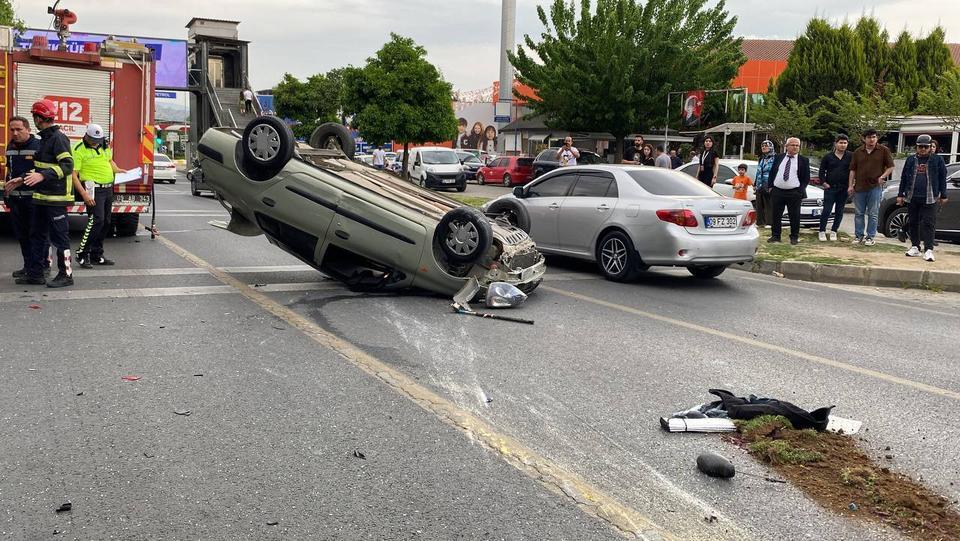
1, 172, 959, 540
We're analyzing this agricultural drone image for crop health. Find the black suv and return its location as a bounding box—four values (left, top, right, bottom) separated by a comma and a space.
532, 147, 603, 179
879, 166, 960, 242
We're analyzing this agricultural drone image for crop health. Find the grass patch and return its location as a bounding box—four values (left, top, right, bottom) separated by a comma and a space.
729, 414, 960, 539
448, 195, 491, 209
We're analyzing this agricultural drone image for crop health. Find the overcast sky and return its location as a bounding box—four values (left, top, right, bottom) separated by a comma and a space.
17, 0, 960, 91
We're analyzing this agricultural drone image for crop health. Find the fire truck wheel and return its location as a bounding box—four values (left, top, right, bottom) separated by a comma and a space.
114, 214, 140, 237
309, 123, 356, 160
240, 116, 295, 181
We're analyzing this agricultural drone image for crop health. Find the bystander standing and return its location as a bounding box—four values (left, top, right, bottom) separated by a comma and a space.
767, 137, 810, 245
848, 129, 894, 246
669, 149, 682, 169
654, 145, 672, 168
816, 134, 852, 241
754, 140, 775, 228
372, 146, 387, 170
732, 164, 753, 200
622, 137, 644, 164
898, 134, 948, 261
557, 136, 580, 167
3, 116, 49, 278
697, 136, 719, 187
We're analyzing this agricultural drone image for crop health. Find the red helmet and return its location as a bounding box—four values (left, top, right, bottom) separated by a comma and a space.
31, 99, 57, 119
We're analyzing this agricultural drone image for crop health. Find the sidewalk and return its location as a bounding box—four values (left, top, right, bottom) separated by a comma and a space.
743, 229, 960, 292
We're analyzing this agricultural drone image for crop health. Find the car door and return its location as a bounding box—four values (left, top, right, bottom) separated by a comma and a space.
558, 171, 619, 255
258, 171, 342, 263
491, 158, 508, 183
938, 172, 960, 236
522, 172, 577, 250
410, 151, 424, 180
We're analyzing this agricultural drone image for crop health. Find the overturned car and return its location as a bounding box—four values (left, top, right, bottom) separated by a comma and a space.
196, 116, 546, 297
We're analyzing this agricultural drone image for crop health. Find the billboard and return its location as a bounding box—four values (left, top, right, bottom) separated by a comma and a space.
17, 29, 188, 89
454, 102, 498, 153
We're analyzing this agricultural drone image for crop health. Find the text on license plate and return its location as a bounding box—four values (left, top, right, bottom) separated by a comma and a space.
442, 179, 456, 184
705, 216, 737, 228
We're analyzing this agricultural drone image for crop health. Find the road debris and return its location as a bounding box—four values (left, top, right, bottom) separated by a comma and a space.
173, 410, 192, 417
666, 389, 834, 432
267, 521, 279, 526
143, 452, 155, 458
76, 392, 84, 396
696, 451, 736, 479
28, 304, 41, 310
54, 502, 71, 513
352, 449, 366, 460
485, 282, 527, 308
451, 303, 534, 325
121, 375, 141, 382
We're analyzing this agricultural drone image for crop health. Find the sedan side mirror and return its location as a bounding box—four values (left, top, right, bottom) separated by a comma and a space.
513, 186, 525, 198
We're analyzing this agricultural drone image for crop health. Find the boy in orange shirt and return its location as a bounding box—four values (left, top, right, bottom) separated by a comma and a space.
732, 163, 753, 200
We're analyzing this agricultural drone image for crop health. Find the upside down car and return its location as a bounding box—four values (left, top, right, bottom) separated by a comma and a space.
195, 116, 546, 298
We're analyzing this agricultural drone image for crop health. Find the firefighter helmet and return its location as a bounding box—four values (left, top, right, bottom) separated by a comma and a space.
31, 99, 57, 119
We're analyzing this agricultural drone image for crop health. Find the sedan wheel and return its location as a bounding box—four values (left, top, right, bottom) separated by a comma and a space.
883, 207, 908, 238
502, 174, 512, 187
688, 265, 728, 279
597, 231, 640, 282
477, 173, 485, 184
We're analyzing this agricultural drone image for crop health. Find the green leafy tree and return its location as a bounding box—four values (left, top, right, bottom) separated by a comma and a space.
918, 69, 960, 131
854, 17, 890, 92
887, 32, 920, 108
343, 34, 457, 174
509, 0, 744, 161
818, 90, 907, 147
915, 28, 954, 92
749, 97, 817, 147
775, 19, 869, 104
0, 0, 25, 34
273, 72, 341, 138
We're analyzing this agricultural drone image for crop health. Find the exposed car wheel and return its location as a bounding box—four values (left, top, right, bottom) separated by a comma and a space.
113, 213, 140, 237
456, 183, 467, 192
435, 207, 493, 264
597, 230, 641, 282
485, 198, 531, 232
883, 207, 908, 238
241, 116, 295, 181
477, 173, 485, 184
688, 265, 728, 279
418, 176, 426, 188
309, 122, 356, 160
502, 174, 512, 187
170, 179, 176, 184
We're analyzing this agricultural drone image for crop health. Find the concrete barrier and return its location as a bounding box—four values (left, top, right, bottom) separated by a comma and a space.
738, 259, 960, 293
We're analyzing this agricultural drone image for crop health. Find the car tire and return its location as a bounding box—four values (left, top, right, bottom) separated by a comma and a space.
418, 176, 426, 188
596, 230, 641, 282
170, 179, 176, 184
309, 122, 356, 160
240, 116, 295, 181
477, 173, 485, 184
883, 207, 908, 238
456, 183, 467, 192
688, 265, 728, 279
113, 213, 140, 237
435, 207, 493, 265
503, 174, 512, 187
485, 198, 531, 232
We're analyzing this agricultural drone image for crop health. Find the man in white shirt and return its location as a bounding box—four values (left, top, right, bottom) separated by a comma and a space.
372, 146, 387, 169
767, 137, 811, 245
241, 89, 255, 114
556, 136, 580, 166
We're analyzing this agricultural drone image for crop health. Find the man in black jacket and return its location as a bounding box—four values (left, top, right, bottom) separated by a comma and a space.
898, 134, 948, 262
766, 137, 811, 245
817, 134, 852, 241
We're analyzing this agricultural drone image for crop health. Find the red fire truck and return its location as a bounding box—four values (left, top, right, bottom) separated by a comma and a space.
0, 31, 157, 236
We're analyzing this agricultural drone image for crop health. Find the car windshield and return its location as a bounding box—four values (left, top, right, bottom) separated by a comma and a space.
537, 149, 559, 162
154, 154, 171, 163
516, 158, 534, 167
422, 151, 459, 165
628, 170, 720, 196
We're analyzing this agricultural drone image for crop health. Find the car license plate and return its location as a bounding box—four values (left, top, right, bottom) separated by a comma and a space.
442, 179, 456, 184
811, 209, 821, 217
705, 216, 737, 228
114, 194, 151, 205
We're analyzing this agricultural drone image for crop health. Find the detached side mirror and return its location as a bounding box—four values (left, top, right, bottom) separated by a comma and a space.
513, 186, 525, 198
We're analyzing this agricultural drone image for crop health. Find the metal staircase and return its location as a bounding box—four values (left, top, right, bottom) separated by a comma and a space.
211, 81, 260, 129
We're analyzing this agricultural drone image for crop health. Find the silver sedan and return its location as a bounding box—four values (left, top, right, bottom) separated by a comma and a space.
483, 165, 759, 281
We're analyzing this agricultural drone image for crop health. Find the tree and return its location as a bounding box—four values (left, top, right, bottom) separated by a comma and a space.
818, 90, 906, 147
509, 0, 744, 161
915, 27, 954, 92
343, 34, 457, 175
887, 31, 920, 108
854, 17, 890, 93
918, 69, 960, 131
749, 98, 817, 147
775, 19, 869, 104
0, 0, 25, 34
273, 72, 341, 138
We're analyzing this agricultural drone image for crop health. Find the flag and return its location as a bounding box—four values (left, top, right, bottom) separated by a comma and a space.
682, 90, 705, 128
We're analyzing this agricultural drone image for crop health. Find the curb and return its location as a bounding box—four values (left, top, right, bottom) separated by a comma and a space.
736, 259, 960, 293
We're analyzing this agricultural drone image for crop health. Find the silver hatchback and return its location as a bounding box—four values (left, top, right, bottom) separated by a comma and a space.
484, 165, 759, 281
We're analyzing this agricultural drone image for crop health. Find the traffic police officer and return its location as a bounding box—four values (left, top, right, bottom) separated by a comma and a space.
3, 115, 49, 278
19, 99, 75, 288
74, 123, 122, 268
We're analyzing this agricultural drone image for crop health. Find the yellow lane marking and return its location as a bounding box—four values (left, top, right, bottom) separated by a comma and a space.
156, 235, 679, 541
543, 286, 960, 402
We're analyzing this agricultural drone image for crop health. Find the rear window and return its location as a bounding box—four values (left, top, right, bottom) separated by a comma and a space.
536, 149, 559, 162
516, 158, 534, 167
154, 154, 171, 163
580, 153, 603, 165
628, 170, 719, 196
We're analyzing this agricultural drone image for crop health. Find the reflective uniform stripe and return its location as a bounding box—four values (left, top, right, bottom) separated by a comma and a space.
35, 161, 66, 179
57, 152, 72, 161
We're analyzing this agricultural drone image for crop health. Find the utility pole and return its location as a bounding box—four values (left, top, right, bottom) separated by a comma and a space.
497, 0, 516, 153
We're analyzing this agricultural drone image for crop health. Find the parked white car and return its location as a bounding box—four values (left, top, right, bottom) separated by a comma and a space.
153, 153, 177, 183
406, 147, 467, 192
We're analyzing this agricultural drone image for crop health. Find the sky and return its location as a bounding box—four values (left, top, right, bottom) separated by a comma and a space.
16, 0, 960, 92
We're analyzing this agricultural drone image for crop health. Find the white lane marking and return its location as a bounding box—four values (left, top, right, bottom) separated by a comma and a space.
220, 265, 315, 273
0, 281, 338, 303
156, 213, 228, 218
74, 265, 316, 277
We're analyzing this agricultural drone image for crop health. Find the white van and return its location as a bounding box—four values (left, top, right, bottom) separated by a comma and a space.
406, 147, 466, 192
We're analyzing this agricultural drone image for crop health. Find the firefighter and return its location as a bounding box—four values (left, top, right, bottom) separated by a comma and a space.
73, 123, 123, 268
19, 99, 75, 288
3, 115, 50, 279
